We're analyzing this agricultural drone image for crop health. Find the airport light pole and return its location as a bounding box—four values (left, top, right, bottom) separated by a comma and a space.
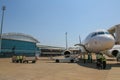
0, 6, 6, 53
65, 32, 68, 50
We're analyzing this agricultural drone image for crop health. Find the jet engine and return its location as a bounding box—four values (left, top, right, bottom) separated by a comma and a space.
106, 49, 120, 57
111, 50, 119, 57
63, 50, 71, 58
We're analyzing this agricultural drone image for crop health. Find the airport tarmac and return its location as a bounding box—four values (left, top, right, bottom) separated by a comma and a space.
0, 56, 120, 80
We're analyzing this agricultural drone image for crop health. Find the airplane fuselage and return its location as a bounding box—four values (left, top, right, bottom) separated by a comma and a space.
83, 30, 115, 53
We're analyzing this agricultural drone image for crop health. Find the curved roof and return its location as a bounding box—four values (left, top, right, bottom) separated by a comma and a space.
2, 33, 40, 43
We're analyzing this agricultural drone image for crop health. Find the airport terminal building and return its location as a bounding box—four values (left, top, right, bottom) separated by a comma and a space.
0, 33, 40, 57
37, 45, 65, 56
0, 33, 65, 57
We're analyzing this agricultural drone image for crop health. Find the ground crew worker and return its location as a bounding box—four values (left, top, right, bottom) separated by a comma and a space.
96, 53, 99, 68
83, 53, 86, 63
12, 55, 16, 63
88, 53, 92, 63
96, 53, 102, 69
102, 56, 106, 69
87, 53, 90, 63
19, 55, 23, 63
16, 56, 20, 63
99, 53, 103, 62
96, 53, 100, 61
22, 55, 26, 63
90, 54, 92, 63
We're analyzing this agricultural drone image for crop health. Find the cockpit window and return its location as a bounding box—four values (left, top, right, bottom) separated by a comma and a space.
91, 31, 109, 38
97, 31, 104, 35
105, 32, 109, 34
91, 33, 97, 37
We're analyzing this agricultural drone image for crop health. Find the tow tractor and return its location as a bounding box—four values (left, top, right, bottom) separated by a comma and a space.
55, 56, 76, 63
55, 51, 78, 63
12, 55, 37, 63
23, 57, 36, 63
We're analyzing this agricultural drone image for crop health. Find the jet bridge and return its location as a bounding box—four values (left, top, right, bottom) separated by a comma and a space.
108, 24, 120, 44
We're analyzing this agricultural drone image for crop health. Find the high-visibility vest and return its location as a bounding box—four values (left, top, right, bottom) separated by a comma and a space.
83, 54, 87, 59
102, 56, 106, 61
96, 54, 101, 59
19, 56, 23, 59
17, 56, 19, 60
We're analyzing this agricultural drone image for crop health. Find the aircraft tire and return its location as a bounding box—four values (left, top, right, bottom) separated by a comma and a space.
70, 59, 74, 63
56, 59, 59, 63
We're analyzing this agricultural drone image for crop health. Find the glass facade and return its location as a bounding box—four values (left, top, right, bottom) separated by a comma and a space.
1, 39, 39, 57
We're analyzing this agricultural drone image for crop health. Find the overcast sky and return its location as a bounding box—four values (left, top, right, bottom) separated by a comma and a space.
0, 0, 120, 47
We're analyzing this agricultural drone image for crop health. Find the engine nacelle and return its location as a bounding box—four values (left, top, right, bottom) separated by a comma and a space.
105, 45, 120, 60
112, 50, 119, 57
106, 49, 120, 57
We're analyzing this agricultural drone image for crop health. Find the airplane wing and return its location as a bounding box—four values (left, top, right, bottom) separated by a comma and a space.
74, 44, 90, 53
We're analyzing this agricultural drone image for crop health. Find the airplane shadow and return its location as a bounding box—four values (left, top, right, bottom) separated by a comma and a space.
45, 59, 120, 70
76, 59, 120, 70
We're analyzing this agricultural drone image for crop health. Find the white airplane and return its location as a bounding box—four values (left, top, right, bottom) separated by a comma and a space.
61, 29, 115, 63
105, 45, 120, 61
75, 29, 115, 53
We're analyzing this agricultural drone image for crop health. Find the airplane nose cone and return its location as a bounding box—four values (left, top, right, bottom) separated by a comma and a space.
103, 35, 115, 49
